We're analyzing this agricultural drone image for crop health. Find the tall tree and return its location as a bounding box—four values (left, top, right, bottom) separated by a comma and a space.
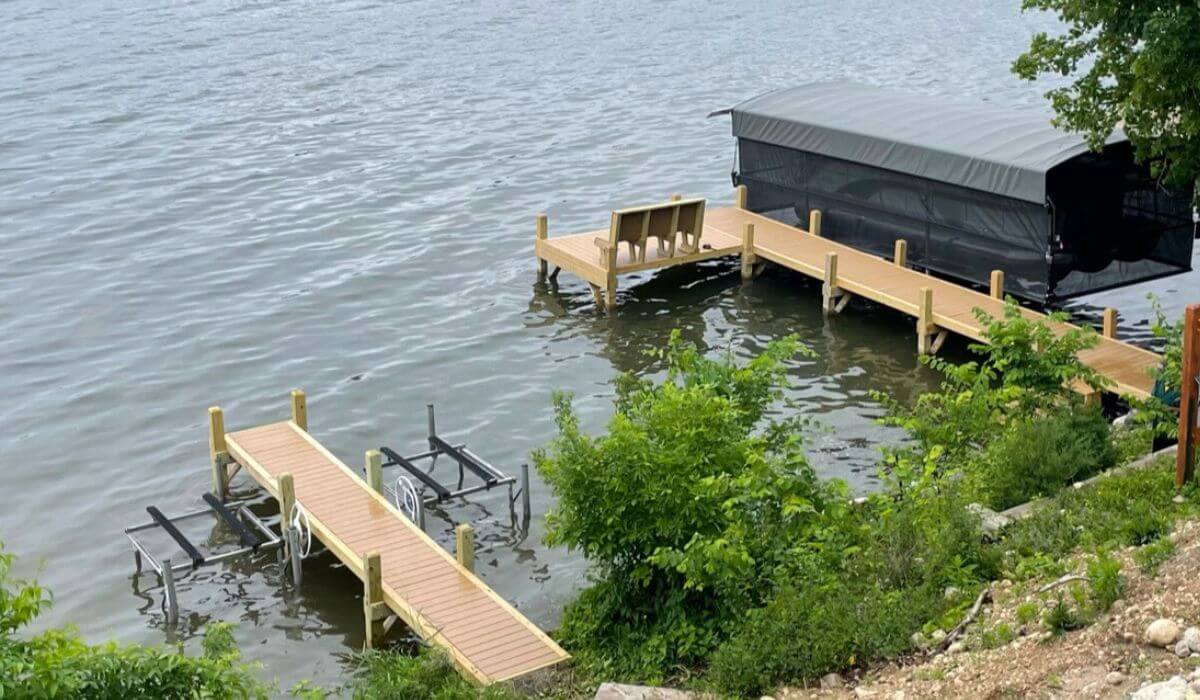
1013, 1, 1200, 203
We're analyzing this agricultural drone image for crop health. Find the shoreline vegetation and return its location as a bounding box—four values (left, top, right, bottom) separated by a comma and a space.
1, 299, 1189, 699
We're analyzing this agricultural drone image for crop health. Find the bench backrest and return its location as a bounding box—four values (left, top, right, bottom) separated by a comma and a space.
606, 197, 706, 248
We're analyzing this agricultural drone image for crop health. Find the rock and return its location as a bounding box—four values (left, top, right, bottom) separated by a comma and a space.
1175, 639, 1191, 658
889, 692, 906, 700
1146, 618, 1181, 647
820, 673, 844, 690
854, 689, 876, 698
966, 503, 1011, 535
910, 631, 928, 649
1173, 494, 1186, 504
930, 629, 947, 644
593, 683, 696, 699
944, 586, 961, 601
1130, 675, 1188, 700
1183, 626, 1200, 652
947, 641, 966, 654
1106, 671, 1127, 686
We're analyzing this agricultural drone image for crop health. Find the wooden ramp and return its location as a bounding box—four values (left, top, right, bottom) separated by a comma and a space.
221, 414, 568, 685
535, 191, 1163, 399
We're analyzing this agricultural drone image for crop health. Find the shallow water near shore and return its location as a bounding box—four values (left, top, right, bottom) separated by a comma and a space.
1, 0, 1196, 689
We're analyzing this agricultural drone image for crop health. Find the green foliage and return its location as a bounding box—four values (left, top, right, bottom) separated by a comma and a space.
1086, 552, 1124, 612
979, 622, 1016, 649
877, 300, 1115, 510
1001, 458, 1192, 578
537, 332, 857, 681
1015, 602, 1040, 625
1134, 536, 1176, 576
966, 404, 1117, 510
1043, 596, 1084, 636
0, 543, 270, 699
1128, 295, 1189, 440
1013, 0, 1200, 204
345, 649, 520, 700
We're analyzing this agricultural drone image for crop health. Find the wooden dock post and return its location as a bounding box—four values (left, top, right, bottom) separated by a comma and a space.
1102, 308, 1118, 339
989, 270, 1004, 300
208, 406, 230, 500
365, 449, 382, 493
278, 472, 301, 586
362, 551, 386, 649
455, 523, 475, 574
809, 209, 822, 237
915, 287, 946, 355
536, 214, 549, 280
822, 252, 848, 315
1177, 304, 1200, 487
741, 223, 757, 281
290, 389, 307, 431
735, 184, 748, 209
893, 239, 907, 267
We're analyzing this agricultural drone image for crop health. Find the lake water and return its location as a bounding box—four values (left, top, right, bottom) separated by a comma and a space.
2, 0, 1196, 690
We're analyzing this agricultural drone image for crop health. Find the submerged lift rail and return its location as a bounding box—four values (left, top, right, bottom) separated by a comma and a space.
125, 497, 282, 624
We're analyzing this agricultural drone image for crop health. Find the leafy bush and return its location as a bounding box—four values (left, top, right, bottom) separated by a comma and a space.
1043, 596, 1084, 635
0, 544, 269, 699
536, 332, 861, 681
1086, 552, 1123, 612
967, 404, 1117, 510
1134, 536, 1176, 576
876, 300, 1114, 510
344, 649, 520, 700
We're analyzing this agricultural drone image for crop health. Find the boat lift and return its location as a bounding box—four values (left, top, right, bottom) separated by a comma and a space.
124, 494, 283, 624
376, 405, 531, 530
125, 402, 529, 626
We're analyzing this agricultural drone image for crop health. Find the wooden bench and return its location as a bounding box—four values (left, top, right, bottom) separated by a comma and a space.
594, 198, 706, 264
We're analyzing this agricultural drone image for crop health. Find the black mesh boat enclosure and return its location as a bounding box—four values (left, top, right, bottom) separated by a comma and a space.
729, 82, 1195, 303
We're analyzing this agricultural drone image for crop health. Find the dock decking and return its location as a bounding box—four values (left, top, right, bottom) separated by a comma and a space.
223, 417, 568, 685
535, 191, 1162, 399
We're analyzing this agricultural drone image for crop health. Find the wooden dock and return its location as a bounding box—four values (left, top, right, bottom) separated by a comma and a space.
535, 187, 1163, 399
211, 395, 569, 686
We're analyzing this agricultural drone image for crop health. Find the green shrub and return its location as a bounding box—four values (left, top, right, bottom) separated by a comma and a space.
536, 332, 862, 681
980, 622, 1016, 649
1015, 602, 1039, 625
1134, 536, 1176, 576
1043, 596, 1084, 635
0, 543, 270, 699
1086, 552, 1123, 612
967, 404, 1117, 510
345, 649, 520, 700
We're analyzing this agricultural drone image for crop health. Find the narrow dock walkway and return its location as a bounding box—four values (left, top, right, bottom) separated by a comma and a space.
222, 413, 568, 685
536, 191, 1162, 399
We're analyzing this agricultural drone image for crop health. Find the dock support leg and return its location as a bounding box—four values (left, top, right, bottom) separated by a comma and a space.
894, 239, 907, 267
536, 214, 548, 280
520, 463, 531, 525
455, 524, 475, 574
362, 552, 387, 649
741, 223, 757, 281
162, 558, 178, 625
822, 253, 850, 315
208, 406, 230, 501
990, 270, 1005, 300
291, 389, 307, 431
916, 287, 946, 355
735, 184, 747, 209
279, 472, 302, 587
808, 209, 822, 237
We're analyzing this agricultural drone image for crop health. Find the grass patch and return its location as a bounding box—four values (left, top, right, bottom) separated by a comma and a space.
1135, 536, 1177, 576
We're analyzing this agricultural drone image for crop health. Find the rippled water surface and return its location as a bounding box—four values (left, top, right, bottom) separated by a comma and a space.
2, 0, 1196, 689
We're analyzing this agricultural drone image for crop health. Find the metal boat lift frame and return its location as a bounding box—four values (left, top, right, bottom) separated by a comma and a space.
376, 405, 531, 530
124, 495, 282, 624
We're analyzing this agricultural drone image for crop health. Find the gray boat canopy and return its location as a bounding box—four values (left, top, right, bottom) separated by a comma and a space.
729, 81, 1126, 204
